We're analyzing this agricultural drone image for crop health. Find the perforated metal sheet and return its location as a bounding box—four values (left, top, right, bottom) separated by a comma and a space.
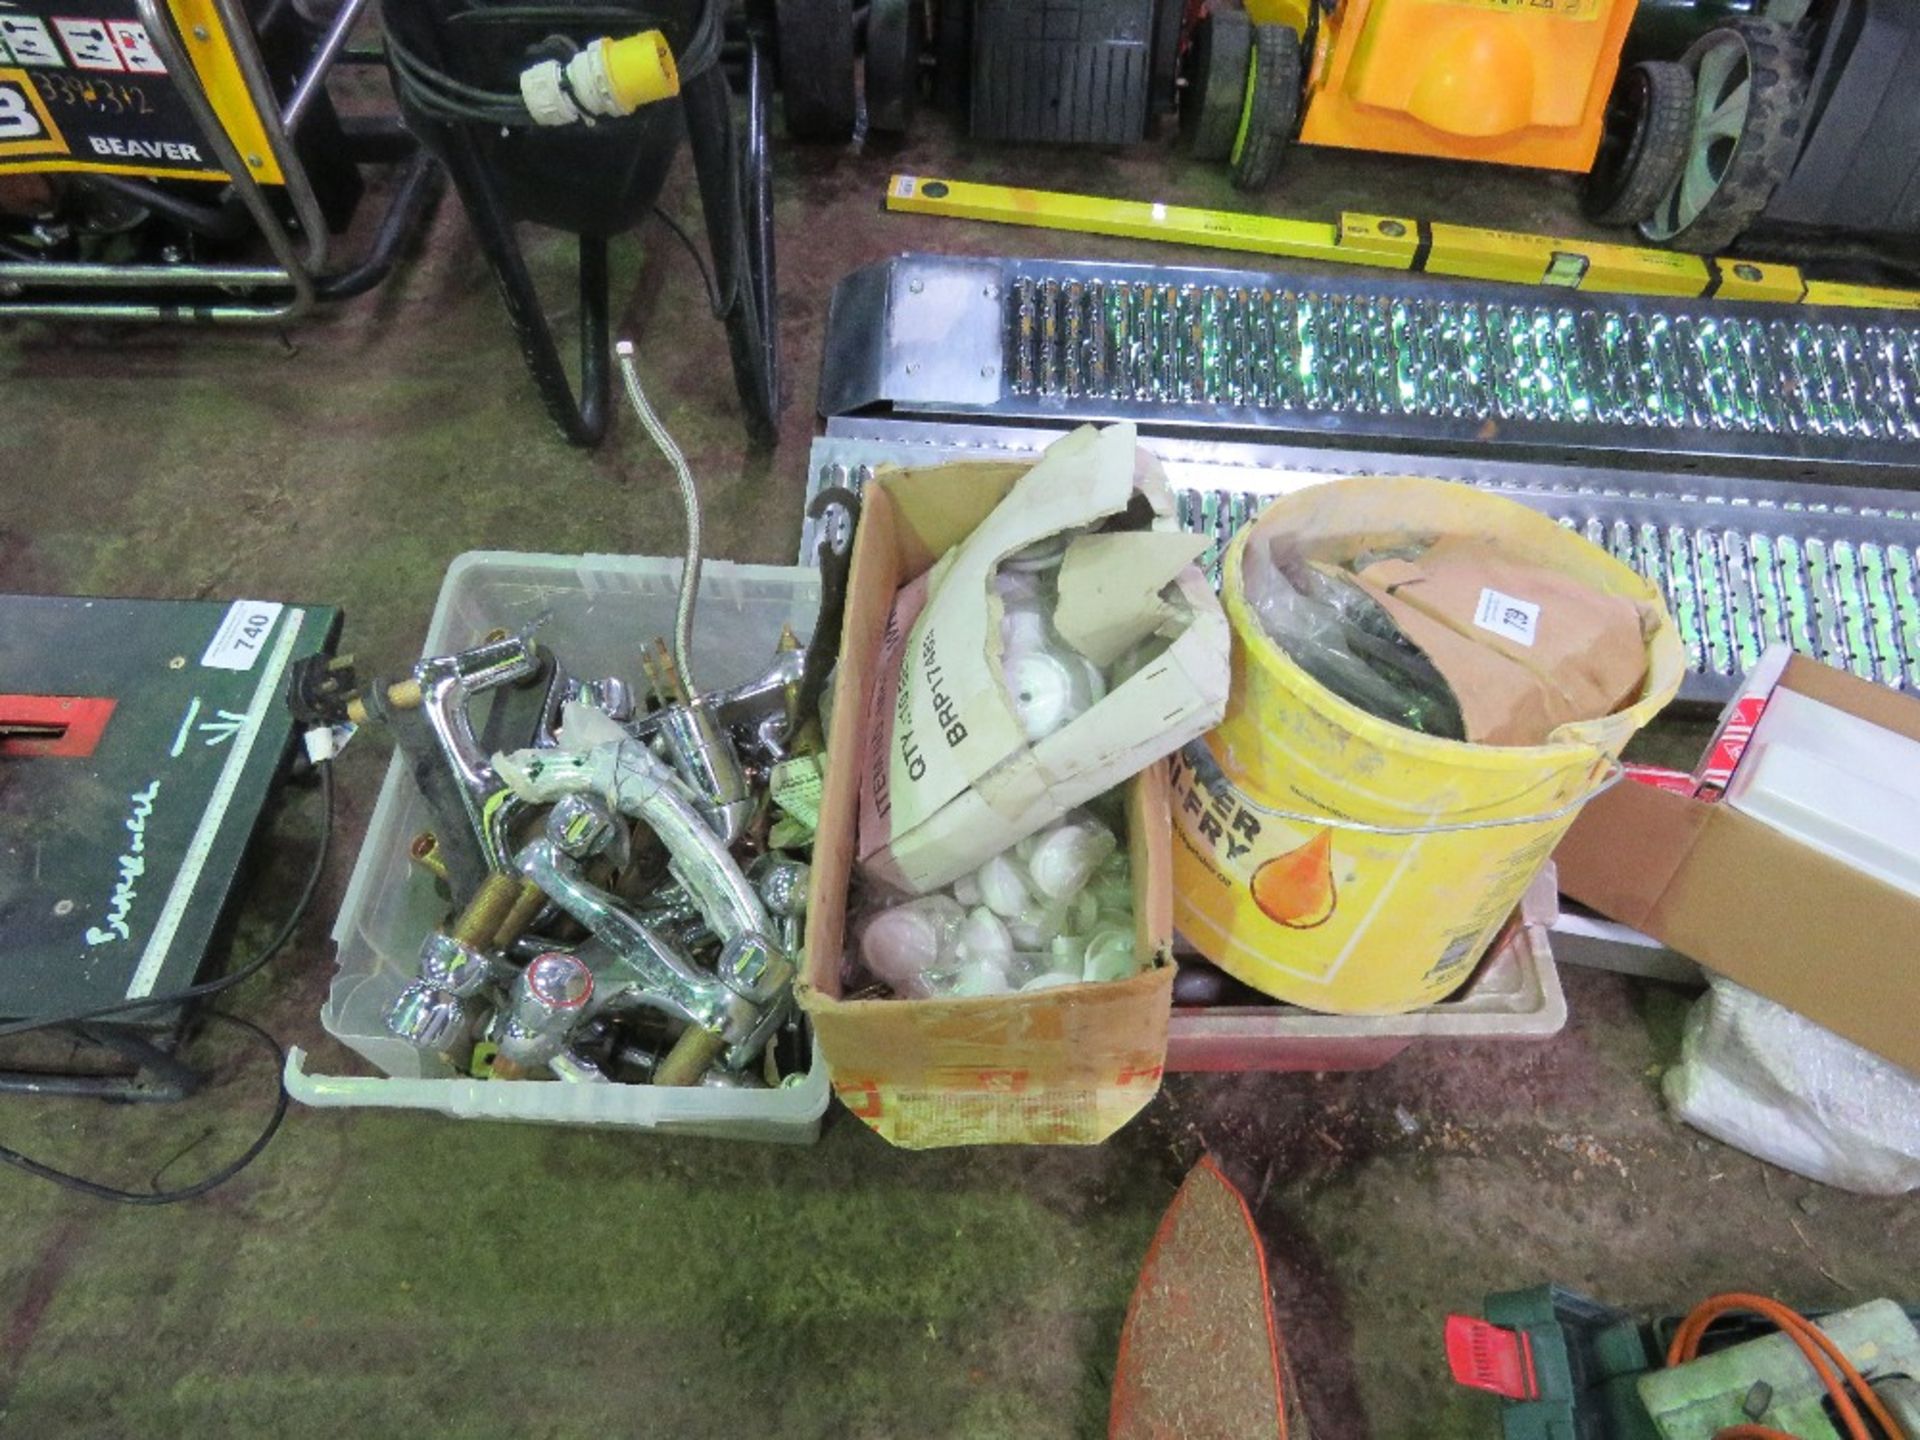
804, 420, 1920, 704
1003, 271, 1920, 441
820, 255, 1920, 479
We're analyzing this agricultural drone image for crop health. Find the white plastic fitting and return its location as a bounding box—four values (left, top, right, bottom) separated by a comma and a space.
1049, 933, 1089, 973
1020, 971, 1080, 993
859, 895, 965, 999
951, 965, 1012, 998
1003, 651, 1081, 742
955, 906, 1014, 971
1000, 606, 1051, 652
992, 568, 1046, 607
976, 853, 1034, 919
1081, 927, 1136, 984
1027, 819, 1118, 901
1007, 915, 1054, 950
996, 586, 1107, 744
1000, 534, 1075, 573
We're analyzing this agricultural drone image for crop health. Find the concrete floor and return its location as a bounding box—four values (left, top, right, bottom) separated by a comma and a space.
3, 108, 1917, 1440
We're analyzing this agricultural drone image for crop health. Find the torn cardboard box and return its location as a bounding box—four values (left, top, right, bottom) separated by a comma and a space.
806, 767, 1175, 1148
1556, 649, 1920, 1077
855, 422, 1229, 895
800, 431, 1191, 1148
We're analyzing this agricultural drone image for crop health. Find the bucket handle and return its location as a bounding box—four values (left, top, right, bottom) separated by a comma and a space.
1181, 743, 1626, 837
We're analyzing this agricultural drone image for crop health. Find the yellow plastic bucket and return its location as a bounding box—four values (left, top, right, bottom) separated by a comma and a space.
1171, 477, 1684, 1015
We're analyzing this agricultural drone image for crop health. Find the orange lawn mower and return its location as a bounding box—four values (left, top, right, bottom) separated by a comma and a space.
1180, 0, 1919, 257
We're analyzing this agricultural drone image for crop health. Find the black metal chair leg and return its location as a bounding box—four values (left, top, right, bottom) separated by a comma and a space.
435, 120, 611, 447
682, 48, 780, 447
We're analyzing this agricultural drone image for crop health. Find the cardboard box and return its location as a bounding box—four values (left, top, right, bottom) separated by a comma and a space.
854, 422, 1229, 894
1555, 653, 1920, 1076
799, 454, 1177, 1148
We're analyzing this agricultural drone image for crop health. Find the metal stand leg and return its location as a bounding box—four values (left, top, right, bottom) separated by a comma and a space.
0, 1023, 203, 1102
434, 120, 612, 446
368, 0, 773, 446
312, 153, 447, 303
744, 37, 781, 427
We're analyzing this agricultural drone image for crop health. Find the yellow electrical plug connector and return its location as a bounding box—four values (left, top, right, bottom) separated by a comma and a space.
597, 29, 679, 112
519, 28, 679, 127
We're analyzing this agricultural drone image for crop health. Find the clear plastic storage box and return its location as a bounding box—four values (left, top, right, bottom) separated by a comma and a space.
284, 551, 834, 1144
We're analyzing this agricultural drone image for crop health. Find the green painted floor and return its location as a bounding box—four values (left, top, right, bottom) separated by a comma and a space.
3, 116, 1917, 1440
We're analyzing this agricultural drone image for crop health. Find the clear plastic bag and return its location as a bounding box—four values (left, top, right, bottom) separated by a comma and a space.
1241, 532, 1466, 739
853, 807, 1135, 999
1665, 978, 1920, 1195
994, 562, 1108, 743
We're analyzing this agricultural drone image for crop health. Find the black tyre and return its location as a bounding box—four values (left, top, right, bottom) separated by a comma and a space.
776, 0, 858, 141
1584, 60, 1694, 226
933, 0, 970, 110
1183, 5, 1253, 162
866, 0, 920, 133
1148, 0, 1184, 116
1640, 19, 1809, 254
1230, 23, 1301, 191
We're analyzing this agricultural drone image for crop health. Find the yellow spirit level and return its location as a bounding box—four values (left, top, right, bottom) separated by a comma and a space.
886, 174, 1920, 312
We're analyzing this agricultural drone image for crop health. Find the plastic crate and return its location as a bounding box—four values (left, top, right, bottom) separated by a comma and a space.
284, 552, 834, 1144
1165, 872, 1569, 1072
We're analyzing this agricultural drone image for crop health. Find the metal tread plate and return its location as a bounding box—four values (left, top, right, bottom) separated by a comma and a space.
820, 255, 1920, 480
803, 419, 1920, 706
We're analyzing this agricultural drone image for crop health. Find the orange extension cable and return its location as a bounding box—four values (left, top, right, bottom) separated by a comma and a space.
1667, 1293, 1909, 1440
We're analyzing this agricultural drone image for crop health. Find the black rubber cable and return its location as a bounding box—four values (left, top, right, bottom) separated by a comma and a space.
386, 0, 720, 128
651, 202, 738, 318
0, 1012, 290, 1205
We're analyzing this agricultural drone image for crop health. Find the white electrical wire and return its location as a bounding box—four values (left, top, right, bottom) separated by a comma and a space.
615, 340, 702, 695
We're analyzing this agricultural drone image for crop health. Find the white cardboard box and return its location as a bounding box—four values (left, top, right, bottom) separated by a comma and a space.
1723, 683, 1920, 900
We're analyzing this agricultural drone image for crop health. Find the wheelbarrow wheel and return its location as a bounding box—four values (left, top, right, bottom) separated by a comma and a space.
776, 0, 857, 140
1183, 5, 1252, 162
933, 0, 969, 111
866, 0, 920, 133
1230, 23, 1300, 191
1585, 60, 1694, 226
1148, 0, 1183, 116
1639, 19, 1809, 254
